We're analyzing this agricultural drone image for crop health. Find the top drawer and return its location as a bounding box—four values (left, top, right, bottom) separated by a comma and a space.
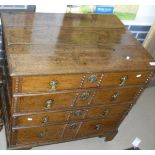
12, 71, 151, 93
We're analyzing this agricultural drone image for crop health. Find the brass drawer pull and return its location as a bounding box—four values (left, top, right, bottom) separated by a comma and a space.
119, 75, 128, 86
42, 116, 49, 125
80, 92, 89, 100
96, 124, 102, 131
45, 99, 54, 109
111, 91, 120, 101
75, 110, 83, 117
101, 109, 110, 117
50, 80, 58, 91
88, 75, 97, 83
38, 131, 47, 138
70, 123, 78, 129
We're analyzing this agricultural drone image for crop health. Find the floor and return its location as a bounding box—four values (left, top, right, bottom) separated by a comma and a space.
0, 86, 155, 150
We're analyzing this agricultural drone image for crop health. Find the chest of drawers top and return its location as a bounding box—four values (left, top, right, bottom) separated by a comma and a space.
1, 13, 155, 77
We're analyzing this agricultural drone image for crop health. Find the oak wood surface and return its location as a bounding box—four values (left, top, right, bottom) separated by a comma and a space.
1, 13, 125, 28
100, 71, 151, 86
12, 86, 140, 113
14, 111, 70, 126
1, 13, 155, 76
76, 117, 119, 138
16, 117, 118, 145
85, 103, 131, 119
16, 124, 64, 144
91, 87, 141, 105
12, 103, 131, 127
11, 71, 149, 94
17, 92, 76, 112
7, 130, 116, 149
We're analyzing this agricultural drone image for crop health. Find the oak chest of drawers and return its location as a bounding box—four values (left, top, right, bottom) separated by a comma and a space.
1, 13, 155, 149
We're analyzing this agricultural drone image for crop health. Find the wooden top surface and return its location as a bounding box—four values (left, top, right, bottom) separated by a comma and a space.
1, 13, 155, 76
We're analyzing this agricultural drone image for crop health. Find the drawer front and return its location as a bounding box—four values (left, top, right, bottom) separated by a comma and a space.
69, 109, 87, 121
16, 92, 76, 113
76, 115, 121, 138
86, 103, 130, 119
100, 71, 151, 87
69, 103, 130, 121
16, 87, 141, 115
75, 87, 141, 107
75, 90, 94, 107
14, 73, 101, 93
16, 124, 64, 144
14, 111, 70, 126
13, 71, 150, 93
16, 74, 82, 93
63, 122, 81, 140
91, 87, 141, 105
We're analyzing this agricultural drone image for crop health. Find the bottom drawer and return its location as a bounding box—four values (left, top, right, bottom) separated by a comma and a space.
76, 114, 122, 138
63, 114, 122, 140
16, 124, 65, 144
15, 114, 123, 145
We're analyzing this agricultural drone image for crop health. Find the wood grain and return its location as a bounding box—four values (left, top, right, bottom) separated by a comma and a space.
11, 71, 149, 93
1, 13, 155, 76
85, 103, 131, 119
16, 124, 64, 144
76, 115, 121, 138
16, 92, 76, 113
14, 111, 70, 126
1, 13, 125, 28
91, 87, 141, 105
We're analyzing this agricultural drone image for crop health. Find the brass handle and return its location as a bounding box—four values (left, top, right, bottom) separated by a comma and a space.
96, 124, 102, 131
101, 109, 110, 117
45, 99, 54, 109
42, 116, 49, 125
50, 80, 57, 91
80, 92, 89, 100
70, 123, 78, 129
119, 75, 128, 86
111, 91, 120, 101
75, 110, 83, 117
88, 75, 97, 83
38, 131, 47, 138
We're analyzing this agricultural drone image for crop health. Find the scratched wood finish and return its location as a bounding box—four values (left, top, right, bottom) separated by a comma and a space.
5, 27, 134, 45
1, 13, 155, 149
2, 13, 155, 76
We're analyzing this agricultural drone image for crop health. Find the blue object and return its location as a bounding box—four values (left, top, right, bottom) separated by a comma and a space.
95, 6, 114, 14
